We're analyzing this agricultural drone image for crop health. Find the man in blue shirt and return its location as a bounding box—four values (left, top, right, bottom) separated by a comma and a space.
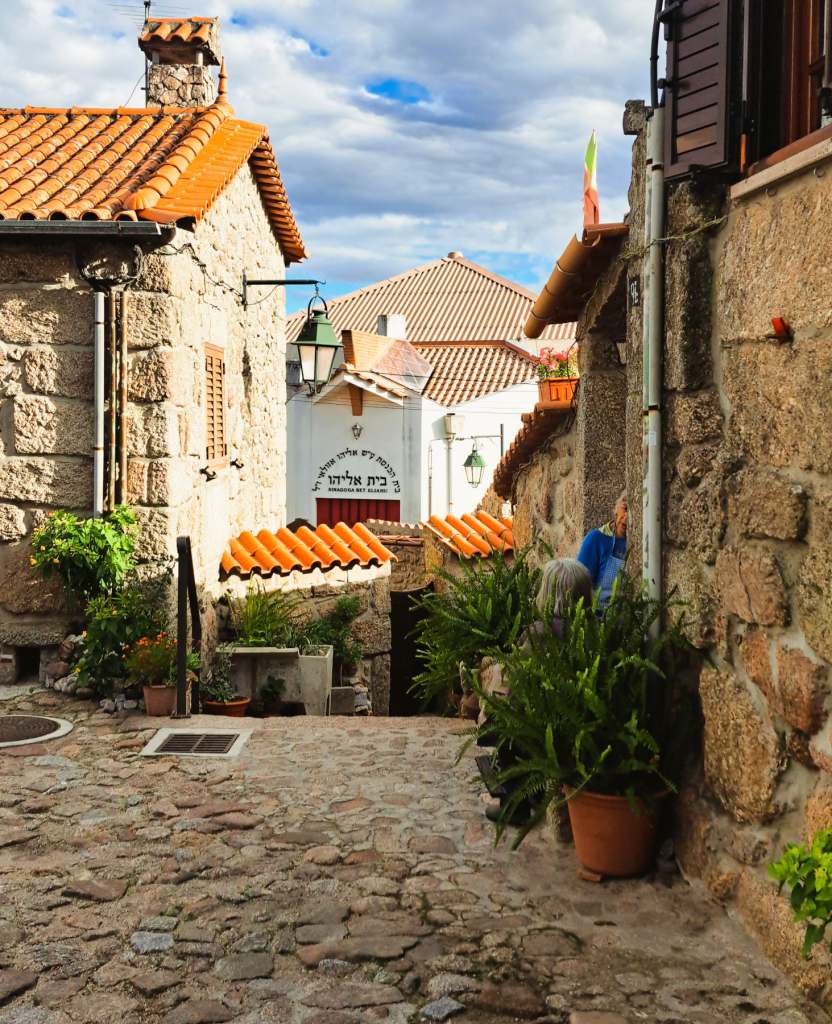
577, 490, 627, 609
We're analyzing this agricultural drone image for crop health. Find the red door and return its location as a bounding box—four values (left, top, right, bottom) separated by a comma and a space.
316, 498, 401, 526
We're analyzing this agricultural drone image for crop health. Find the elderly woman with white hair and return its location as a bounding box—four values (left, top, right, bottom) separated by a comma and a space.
577, 489, 628, 609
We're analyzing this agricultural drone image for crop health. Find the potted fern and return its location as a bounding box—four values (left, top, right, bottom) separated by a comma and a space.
476, 573, 691, 875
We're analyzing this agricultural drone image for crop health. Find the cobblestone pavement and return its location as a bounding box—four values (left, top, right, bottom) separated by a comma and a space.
0, 690, 825, 1024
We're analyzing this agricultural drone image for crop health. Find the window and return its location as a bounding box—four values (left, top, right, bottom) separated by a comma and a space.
204, 344, 227, 465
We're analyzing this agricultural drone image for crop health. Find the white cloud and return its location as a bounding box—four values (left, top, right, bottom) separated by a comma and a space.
0, 0, 654, 292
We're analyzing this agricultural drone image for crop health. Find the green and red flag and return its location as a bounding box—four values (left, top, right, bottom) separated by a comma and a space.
583, 130, 599, 227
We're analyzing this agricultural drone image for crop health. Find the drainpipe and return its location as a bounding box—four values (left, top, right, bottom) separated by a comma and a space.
108, 290, 118, 512
118, 291, 129, 504
445, 437, 454, 515
93, 292, 105, 518
641, 105, 665, 616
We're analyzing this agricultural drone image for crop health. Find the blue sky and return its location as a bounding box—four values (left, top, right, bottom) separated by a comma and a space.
3, 2, 655, 313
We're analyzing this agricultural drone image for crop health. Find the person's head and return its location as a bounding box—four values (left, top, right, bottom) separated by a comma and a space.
536, 558, 593, 619
613, 489, 628, 538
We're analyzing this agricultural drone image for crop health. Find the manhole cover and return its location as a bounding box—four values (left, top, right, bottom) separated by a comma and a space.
157, 732, 238, 755
0, 715, 73, 748
141, 727, 251, 759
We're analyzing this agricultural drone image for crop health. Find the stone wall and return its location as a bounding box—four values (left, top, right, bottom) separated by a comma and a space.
632, 138, 832, 998
0, 163, 288, 679
511, 429, 580, 563
146, 64, 216, 107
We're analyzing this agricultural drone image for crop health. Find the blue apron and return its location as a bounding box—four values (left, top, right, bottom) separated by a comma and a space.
597, 536, 627, 608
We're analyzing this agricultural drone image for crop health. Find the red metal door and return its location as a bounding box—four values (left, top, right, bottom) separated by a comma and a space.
315, 498, 401, 526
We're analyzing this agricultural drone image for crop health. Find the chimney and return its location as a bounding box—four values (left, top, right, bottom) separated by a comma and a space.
139, 17, 221, 107
377, 314, 407, 341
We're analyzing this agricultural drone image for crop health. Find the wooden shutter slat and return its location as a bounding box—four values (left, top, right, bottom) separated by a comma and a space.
204, 343, 227, 467
665, 0, 739, 181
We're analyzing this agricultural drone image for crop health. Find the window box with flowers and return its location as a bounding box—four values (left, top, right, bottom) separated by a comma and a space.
537, 346, 578, 408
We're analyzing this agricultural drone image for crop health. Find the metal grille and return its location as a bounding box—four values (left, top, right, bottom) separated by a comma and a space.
0, 715, 62, 743
156, 732, 239, 755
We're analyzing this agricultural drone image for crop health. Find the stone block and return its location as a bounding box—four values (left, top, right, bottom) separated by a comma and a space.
714, 545, 789, 626
775, 644, 828, 734
728, 468, 807, 541
0, 542, 68, 615
797, 550, 832, 663
665, 234, 714, 391
370, 653, 390, 717
0, 457, 91, 507
126, 460, 148, 504
330, 686, 355, 715
124, 293, 183, 349
739, 628, 774, 697
0, 620, 71, 646
350, 611, 391, 656
134, 507, 176, 562
665, 390, 723, 446
0, 286, 92, 346
0, 504, 26, 541
663, 548, 719, 649
699, 666, 782, 822
148, 460, 192, 507
128, 349, 176, 403
735, 869, 832, 999
722, 337, 832, 474
676, 443, 719, 488
804, 777, 832, 841
13, 395, 94, 455
126, 405, 180, 458
665, 474, 725, 563
22, 348, 94, 398
0, 243, 77, 284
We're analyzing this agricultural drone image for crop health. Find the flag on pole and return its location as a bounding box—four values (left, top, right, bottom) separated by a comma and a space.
583, 130, 600, 227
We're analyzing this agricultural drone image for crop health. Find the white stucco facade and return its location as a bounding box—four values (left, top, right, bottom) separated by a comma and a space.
287, 378, 536, 525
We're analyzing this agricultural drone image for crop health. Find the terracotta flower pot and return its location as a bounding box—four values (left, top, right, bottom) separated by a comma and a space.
538, 376, 578, 408
564, 785, 666, 877
142, 684, 176, 717
203, 697, 251, 718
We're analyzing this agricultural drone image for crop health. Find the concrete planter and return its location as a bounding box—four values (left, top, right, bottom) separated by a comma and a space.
227, 645, 334, 716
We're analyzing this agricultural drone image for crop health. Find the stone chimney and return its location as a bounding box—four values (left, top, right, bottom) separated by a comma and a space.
139, 16, 221, 107
377, 314, 407, 341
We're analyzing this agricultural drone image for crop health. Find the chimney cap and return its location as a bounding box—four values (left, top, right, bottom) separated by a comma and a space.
447, 251, 463, 259
139, 17, 221, 66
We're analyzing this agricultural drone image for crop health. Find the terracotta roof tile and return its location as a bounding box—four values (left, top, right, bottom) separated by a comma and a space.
221, 521, 396, 581
492, 403, 574, 500
288, 252, 577, 344
413, 340, 542, 406
139, 18, 220, 63
422, 510, 514, 559
0, 92, 306, 262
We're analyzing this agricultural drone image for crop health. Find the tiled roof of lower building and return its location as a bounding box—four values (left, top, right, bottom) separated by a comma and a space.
422, 510, 514, 558
0, 79, 306, 262
492, 403, 573, 499
413, 340, 540, 406
220, 521, 396, 580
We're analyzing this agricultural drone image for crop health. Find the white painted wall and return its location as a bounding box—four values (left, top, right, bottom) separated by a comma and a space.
288, 378, 537, 525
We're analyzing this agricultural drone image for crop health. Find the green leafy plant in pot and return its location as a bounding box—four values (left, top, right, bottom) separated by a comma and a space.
203, 646, 250, 717
474, 572, 692, 875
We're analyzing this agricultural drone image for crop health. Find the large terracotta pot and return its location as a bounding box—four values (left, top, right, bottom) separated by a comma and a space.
564, 785, 665, 877
538, 376, 578, 408
203, 697, 251, 718
142, 684, 176, 717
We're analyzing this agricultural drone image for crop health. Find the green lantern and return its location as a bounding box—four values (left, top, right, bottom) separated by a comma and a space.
463, 442, 486, 488
297, 295, 342, 394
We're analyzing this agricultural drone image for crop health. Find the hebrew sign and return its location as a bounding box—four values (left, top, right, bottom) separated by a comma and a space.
312, 447, 401, 497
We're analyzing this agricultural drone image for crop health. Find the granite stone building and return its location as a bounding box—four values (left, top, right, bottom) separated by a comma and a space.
0, 17, 306, 682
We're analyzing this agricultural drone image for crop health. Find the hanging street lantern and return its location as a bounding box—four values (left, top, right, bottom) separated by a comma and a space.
463, 442, 486, 488
296, 294, 342, 395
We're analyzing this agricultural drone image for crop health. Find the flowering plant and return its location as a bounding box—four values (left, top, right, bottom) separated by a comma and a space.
125, 632, 177, 687
537, 346, 578, 381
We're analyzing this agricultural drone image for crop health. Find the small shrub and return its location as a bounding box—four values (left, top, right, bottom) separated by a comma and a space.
203, 646, 239, 703
74, 572, 169, 696
230, 584, 301, 647
410, 549, 540, 708
770, 830, 832, 958
30, 505, 137, 606
299, 596, 363, 677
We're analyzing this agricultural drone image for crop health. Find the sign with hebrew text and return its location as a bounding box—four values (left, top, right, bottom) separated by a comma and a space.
311, 447, 401, 497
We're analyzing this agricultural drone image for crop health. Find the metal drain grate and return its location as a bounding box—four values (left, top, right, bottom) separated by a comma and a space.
156, 732, 239, 755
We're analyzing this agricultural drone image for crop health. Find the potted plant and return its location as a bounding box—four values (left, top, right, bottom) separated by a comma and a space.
475, 573, 691, 876
203, 647, 251, 717
125, 632, 179, 717
259, 675, 285, 716
536, 346, 578, 408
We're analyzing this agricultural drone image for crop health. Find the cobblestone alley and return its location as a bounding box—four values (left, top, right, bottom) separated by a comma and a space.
0, 691, 825, 1024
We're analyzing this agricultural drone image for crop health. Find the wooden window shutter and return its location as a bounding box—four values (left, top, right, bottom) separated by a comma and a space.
664, 0, 740, 181
204, 344, 227, 465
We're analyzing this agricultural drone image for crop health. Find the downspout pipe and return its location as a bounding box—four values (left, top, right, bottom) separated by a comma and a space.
642, 106, 665, 617
93, 292, 106, 519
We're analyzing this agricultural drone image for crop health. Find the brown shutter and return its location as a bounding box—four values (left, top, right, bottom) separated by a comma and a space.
664, 0, 740, 181
205, 344, 227, 465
